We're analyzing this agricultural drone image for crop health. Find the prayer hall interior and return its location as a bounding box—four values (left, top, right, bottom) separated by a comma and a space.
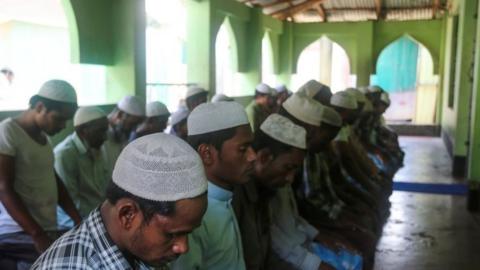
1, 0, 480, 269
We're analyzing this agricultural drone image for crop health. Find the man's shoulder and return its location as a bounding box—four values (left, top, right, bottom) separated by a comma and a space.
32, 225, 96, 269
54, 134, 77, 154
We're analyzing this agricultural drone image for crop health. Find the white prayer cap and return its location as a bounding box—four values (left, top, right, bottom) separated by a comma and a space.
330, 91, 358, 110
345, 88, 367, 103
170, 106, 189, 126
37, 80, 77, 103
73, 107, 106, 127
297, 80, 326, 98
261, 114, 306, 150
188, 101, 249, 135
117, 96, 145, 117
275, 84, 288, 93
368, 85, 383, 93
255, 83, 273, 95
380, 92, 391, 105
186, 86, 208, 99
147, 101, 170, 117
211, 93, 234, 103
321, 106, 343, 127
282, 94, 324, 127
112, 133, 208, 202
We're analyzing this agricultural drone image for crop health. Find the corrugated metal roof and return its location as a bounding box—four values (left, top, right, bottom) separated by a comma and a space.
323, 0, 376, 9
384, 0, 433, 8
241, 0, 445, 23
327, 9, 377, 22
385, 8, 433, 21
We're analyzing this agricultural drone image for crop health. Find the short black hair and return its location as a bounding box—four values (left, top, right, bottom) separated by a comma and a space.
187, 126, 237, 152
105, 182, 176, 224
29, 95, 77, 112
252, 129, 299, 158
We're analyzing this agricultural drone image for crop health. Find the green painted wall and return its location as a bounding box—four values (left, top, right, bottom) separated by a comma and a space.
469, 0, 480, 181
447, 0, 478, 157
65, 0, 146, 104
441, 16, 459, 152
285, 19, 442, 88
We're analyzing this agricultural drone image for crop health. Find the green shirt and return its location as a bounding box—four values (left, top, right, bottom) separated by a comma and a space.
55, 133, 110, 227
245, 100, 270, 132
172, 182, 246, 270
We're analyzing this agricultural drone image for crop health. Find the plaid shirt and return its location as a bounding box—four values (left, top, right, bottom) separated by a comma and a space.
31, 208, 152, 270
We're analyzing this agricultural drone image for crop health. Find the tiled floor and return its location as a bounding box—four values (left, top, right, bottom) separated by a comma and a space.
394, 136, 462, 184
374, 136, 480, 270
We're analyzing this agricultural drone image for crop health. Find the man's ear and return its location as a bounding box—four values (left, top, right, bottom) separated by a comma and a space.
34, 101, 45, 113
117, 199, 141, 231
197, 144, 216, 167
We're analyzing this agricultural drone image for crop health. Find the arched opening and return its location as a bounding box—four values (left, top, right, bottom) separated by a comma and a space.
145, 0, 187, 111
262, 31, 276, 86
371, 36, 439, 124
292, 36, 355, 92
0, 0, 107, 110
215, 17, 242, 97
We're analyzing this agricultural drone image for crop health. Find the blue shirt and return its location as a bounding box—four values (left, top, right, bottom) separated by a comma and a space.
171, 182, 246, 270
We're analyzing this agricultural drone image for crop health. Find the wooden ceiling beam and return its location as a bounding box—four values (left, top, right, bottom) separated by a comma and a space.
432, 0, 440, 18
326, 6, 441, 12
269, 0, 327, 20
261, 0, 292, 8
314, 3, 326, 22
374, 0, 382, 19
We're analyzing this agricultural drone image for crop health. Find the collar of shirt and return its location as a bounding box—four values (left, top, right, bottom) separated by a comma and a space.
86, 208, 151, 269
72, 132, 88, 155
208, 182, 233, 202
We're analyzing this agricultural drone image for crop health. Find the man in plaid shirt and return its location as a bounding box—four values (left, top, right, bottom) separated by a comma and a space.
31, 133, 208, 269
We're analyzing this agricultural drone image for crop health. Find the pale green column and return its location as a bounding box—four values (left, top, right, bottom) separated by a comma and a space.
453, 0, 477, 160
468, 0, 480, 182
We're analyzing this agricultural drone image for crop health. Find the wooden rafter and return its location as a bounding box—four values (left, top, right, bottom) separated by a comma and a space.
325, 6, 441, 12
270, 0, 327, 20
432, 0, 440, 18
261, 0, 292, 8
374, 0, 382, 19
314, 3, 326, 22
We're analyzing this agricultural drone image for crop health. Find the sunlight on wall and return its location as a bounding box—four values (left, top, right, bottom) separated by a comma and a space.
215, 20, 244, 97
261, 32, 277, 87
0, 1, 107, 111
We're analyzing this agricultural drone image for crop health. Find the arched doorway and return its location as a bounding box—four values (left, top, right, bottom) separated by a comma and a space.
215, 17, 242, 97
0, 0, 107, 110
262, 31, 276, 86
371, 36, 439, 124
292, 36, 355, 93
145, 0, 187, 111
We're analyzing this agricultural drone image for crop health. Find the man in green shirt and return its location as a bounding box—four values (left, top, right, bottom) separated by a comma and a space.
245, 83, 276, 131
55, 107, 109, 228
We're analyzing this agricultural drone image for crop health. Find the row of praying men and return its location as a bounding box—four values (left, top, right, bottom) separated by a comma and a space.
0, 79, 401, 270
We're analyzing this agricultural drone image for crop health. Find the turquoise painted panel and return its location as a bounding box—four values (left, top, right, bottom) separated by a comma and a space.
374, 37, 419, 93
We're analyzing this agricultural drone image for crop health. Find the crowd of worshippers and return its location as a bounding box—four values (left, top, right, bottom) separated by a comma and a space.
0, 78, 404, 270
